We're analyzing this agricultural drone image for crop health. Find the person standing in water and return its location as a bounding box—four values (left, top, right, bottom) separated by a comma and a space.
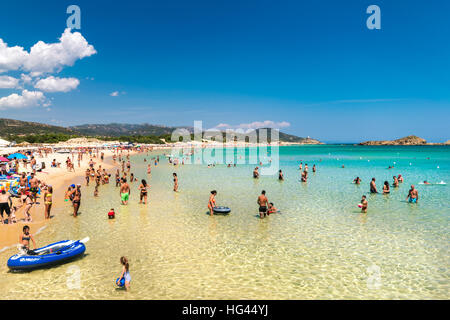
257, 190, 269, 219
312, 164, 316, 173
253, 167, 259, 179
85, 168, 90, 186
406, 185, 419, 203
173, 173, 178, 192
353, 177, 361, 185
120, 178, 130, 205
70, 185, 82, 217
139, 179, 148, 204
393, 176, 399, 188
117, 256, 131, 291
208, 190, 217, 216
20, 225, 37, 255
278, 170, 284, 181
383, 181, 390, 194
360, 195, 368, 213
370, 178, 378, 193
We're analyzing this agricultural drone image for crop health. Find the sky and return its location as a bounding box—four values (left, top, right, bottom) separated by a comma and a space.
0, 0, 449, 143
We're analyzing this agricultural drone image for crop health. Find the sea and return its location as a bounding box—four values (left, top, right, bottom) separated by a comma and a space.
0, 145, 448, 299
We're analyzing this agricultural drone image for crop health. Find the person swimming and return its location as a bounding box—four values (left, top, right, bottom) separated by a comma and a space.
353, 177, 361, 185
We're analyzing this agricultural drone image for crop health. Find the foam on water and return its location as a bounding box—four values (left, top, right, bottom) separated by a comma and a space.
0, 145, 448, 299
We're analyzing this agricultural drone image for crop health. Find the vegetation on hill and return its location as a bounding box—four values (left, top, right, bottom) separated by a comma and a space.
0, 118, 321, 145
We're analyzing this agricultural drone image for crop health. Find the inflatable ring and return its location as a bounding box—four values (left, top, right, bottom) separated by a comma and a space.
213, 206, 231, 214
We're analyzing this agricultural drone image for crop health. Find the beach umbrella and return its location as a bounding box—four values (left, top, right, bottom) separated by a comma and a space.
7, 153, 28, 160
0, 156, 10, 162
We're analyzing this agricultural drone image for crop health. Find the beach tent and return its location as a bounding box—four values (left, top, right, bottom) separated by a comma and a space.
0, 138, 10, 147
7, 153, 28, 160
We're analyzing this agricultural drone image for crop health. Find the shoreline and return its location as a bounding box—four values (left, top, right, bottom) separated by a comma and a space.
0, 149, 124, 250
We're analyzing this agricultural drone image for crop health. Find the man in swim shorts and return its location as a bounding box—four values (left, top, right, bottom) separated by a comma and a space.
406, 185, 418, 203
29, 173, 39, 203
257, 190, 268, 219
120, 178, 130, 205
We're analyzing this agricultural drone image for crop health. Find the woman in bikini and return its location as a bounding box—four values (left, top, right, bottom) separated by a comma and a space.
383, 181, 390, 194
208, 190, 217, 216
43, 186, 53, 219
20, 225, 37, 255
139, 179, 149, 204
71, 185, 81, 217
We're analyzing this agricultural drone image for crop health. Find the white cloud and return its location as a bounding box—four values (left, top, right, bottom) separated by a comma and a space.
215, 120, 291, 130
216, 123, 231, 128
0, 39, 28, 73
0, 28, 96, 74
0, 89, 45, 109
110, 91, 119, 97
35, 76, 79, 92
0, 75, 19, 88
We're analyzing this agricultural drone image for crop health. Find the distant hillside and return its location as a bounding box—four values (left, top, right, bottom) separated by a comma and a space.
0, 118, 322, 144
70, 123, 180, 137
0, 118, 76, 135
360, 135, 427, 145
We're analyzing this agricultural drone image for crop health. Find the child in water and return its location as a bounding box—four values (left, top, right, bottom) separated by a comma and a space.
267, 202, 279, 215
116, 256, 131, 291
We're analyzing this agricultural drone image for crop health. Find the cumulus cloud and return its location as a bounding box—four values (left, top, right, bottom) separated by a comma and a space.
0, 90, 45, 109
214, 120, 291, 130
0, 28, 96, 74
110, 91, 119, 97
0, 75, 19, 88
35, 76, 79, 92
0, 40, 28, 73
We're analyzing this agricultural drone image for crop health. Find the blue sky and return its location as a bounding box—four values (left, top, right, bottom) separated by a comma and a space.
0, 0, 449, 142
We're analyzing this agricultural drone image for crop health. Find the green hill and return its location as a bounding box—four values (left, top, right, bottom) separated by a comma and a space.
0, 118, 321, 144
0, 118, 76, 136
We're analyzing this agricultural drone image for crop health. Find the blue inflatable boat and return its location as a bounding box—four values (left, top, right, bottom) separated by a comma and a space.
7, 237, 89, 271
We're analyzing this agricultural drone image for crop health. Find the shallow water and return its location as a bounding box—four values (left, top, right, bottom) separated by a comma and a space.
1, 145, 449, 299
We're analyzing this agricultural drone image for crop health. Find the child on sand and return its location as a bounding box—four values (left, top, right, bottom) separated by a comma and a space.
108, 208, 115, 219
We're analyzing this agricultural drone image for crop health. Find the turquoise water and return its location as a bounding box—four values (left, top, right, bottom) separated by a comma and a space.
1, 145, 449, 299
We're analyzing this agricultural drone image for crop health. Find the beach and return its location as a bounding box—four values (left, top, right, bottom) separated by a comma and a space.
0, 145, 449, 299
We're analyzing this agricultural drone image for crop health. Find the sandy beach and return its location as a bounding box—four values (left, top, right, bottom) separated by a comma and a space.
0, 148, 121, 250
